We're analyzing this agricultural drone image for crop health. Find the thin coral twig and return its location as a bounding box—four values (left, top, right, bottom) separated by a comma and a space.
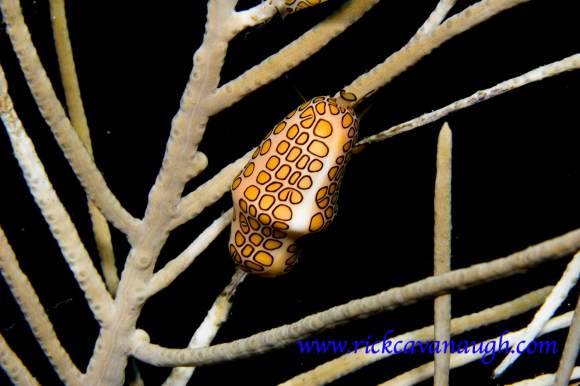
356, 54, 580, 147
0, 0, 139, 238
280, 287, 551, 386
0, 65, 114, 324
379, 312, 574, 386
130, 227, 580, 366
0, 332, 39, 386
0, 227, 82, 385
331, 0, 455, 107
162, 269, 247, 386
48, 0, 92, 151
208, 0, 380, 115
146, 209, 234, 297
48, 0, 119, 295
493, 251, 580, 377
433, 123, 452, 386
337, 0, 530, 106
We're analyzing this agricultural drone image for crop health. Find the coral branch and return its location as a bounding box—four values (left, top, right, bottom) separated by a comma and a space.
146, 0, 239, 217
162, 269, 246, 386
356, 54, 580, 146
379, 312, 574, 386
49, 0, 119, 295
146, 209, 234, 297
554, 290, 580, 386
208, 0, 380, 115
493, 251, 580, 377
84, 1, 245, 383
338, 0, 530, 105
0, 0, 139, 238
131, 227, 580, 366
0, 65, 113, 324
418, 0, 457, 34
0, 226, 82, 384
333, 0, 456, 108
48, 0, 92, 152
0, 333, 39, 386
281, 287, 551, 386
433, 123, 452, 386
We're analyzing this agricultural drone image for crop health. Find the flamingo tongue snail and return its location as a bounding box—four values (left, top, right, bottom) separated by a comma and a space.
229, 96, 359, 276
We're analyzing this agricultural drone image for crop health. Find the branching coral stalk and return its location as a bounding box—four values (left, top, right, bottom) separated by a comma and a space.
0, 64, 113, 325
554, 291, 580, 386
0, 0, 139, 238
333, 0, 459, 107
433, 123, 452, 386
146, 0, 238, 215
357, 53, 580, 146
378, 311, 574, 386
146, 209, 234, 297
162, 269, 246, 386
0, 333, 38, 386
130, 227, 580, 366
337, 0, 531, 105
48, 0, 119, 295
0, 226, 82, 385
494, 251, 580, 377
82, 1, 261, 383
280, 287, 551, 386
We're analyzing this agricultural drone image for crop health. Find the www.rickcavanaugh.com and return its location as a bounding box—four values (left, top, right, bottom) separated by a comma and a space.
297, 330, 558, 364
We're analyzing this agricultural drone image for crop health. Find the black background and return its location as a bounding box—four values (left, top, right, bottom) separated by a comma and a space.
0, 0, 579, 385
